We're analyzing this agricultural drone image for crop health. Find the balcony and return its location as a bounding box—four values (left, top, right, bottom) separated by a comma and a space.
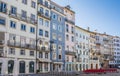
38, 1, 50, 9
65, 18, 75, 25
0, 40, 4, 45
25, 44, 36, 50
9, 11, 37, 25
65, 50, 76, 55
37, 46, 50, 52
7, 40, 21, 48
38, 11, 50, 20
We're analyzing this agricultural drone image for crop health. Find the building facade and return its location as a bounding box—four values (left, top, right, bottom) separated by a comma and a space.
50, 1, 65, 71
75, 26, 90, 71
0, 0, 37, 75
95, 33, 114, 68
64, 6, 76, 71
37, 0, 51, 73
109, 36, 120, 68
89, 30, 100, 69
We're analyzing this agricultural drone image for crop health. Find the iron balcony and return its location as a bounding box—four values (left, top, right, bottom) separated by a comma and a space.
9, 11, 37, 25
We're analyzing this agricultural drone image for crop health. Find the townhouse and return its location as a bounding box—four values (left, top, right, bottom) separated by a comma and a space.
75, 26, 90, 71
64, 5, 76, 71
50, 1, 65, 71
37, 0, 51, 73
95, 33, 114, 68
109, 36, 120, 68
0, 0, 37, 75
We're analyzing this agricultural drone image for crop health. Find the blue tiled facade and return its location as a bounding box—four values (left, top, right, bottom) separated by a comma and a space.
50, 2, 65, 71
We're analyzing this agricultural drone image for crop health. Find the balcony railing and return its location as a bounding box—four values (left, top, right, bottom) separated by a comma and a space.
38, 11, 50, 20
25, 44, 36, 50
37, 46, 50, 52
65, 50, 76, 55
0, 8, 7, 14
38, 1, 50, 8
9, 11, 37, 25
7, 40, 36, 50
65, 18, 75, 25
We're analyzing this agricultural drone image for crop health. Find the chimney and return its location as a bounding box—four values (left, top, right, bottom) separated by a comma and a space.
104, 32, 106, 34
87, 27, 90, 31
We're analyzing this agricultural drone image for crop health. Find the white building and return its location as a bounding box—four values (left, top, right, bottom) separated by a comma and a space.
109, 36, 120, 68
37, 0, 51, 73
75, 26, 90, 71
64, 6, 76, 71
0, 0, 37, 75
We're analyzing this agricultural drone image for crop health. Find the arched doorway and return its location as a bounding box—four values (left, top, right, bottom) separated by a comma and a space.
8, 60, 14, 74
91, 64, 93, 69
29, 61, 34, 73
19, 61, 25, 73
96, 64, 98, 69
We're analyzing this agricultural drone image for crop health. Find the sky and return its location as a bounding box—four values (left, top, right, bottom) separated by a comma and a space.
52, 0, 120, 36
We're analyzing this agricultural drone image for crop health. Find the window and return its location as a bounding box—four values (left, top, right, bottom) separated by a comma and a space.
38, 0, 43, 4
31, 1, 36, 8
66, 34, 69, 41
22, 0, 27, 4
39, 52, 43, 58
21, 10, 27, 19
71, 26, 74, 33
72, 36, 74, 42
45, 53, 48, 59
39, 18, 43, 25
29, 61, 34, 73
10, 21, 16, 28
53, 53, 56, 60
52, 33, 56, 39
45, 10, 49, 17
45, 1, 48, 7
39, 29, 43, 36
39, 7, 44, 14
44, 63, 48, 71
58, 35, 62, 41
45, 31, 49, 37
45, 20, 49, 27
53, 23, 56, 30
52, 13, 57, 20
31, 14, 35, 20
9, 48, 15, 55
58, 25, 62, 32
21, 24, 26, 31
11, 6, 17, 15
66, 24, 69, 32
0, 18, 5, 25
20, 50, 25, 55
30, 27, 35, 33
0, 2, 7, 13
30, 51, 34, 56
59, 55, 62, 59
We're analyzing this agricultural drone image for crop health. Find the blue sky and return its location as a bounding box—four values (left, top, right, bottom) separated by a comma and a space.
52, 0, 120, 36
